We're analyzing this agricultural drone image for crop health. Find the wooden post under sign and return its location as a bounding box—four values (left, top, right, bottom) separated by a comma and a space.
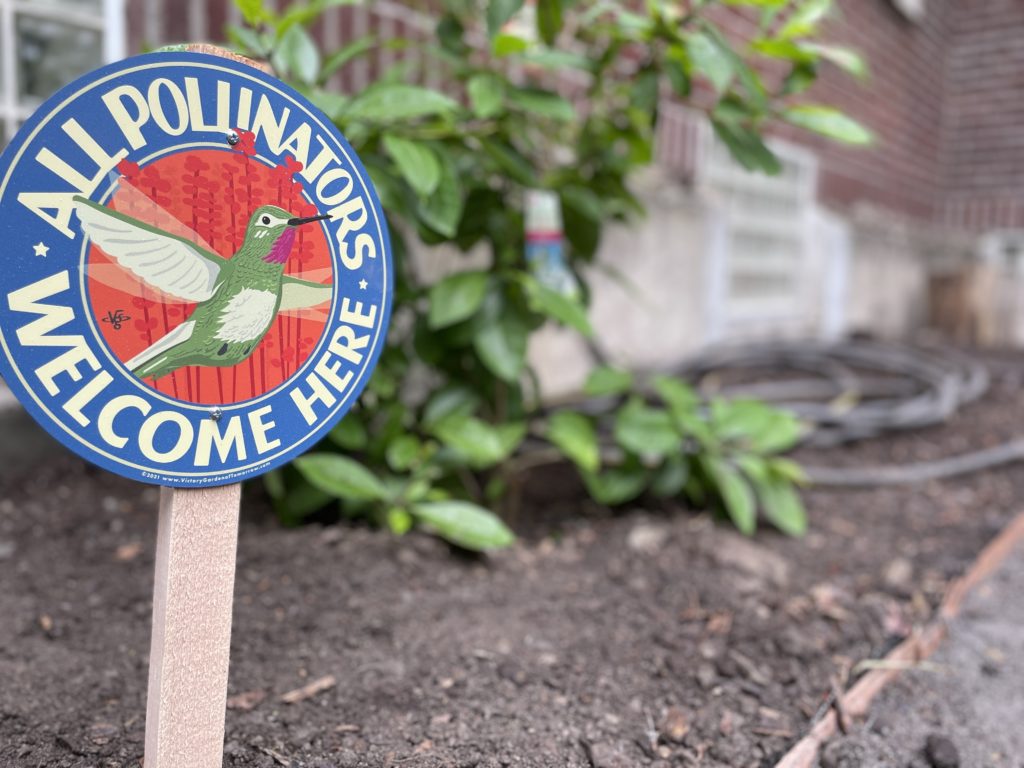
146, 484, 241, 767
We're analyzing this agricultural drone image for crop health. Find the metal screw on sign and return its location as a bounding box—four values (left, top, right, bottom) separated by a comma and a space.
0, 44, 392, 767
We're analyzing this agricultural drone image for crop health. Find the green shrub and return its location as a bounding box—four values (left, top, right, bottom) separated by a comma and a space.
231, 0, 867, 548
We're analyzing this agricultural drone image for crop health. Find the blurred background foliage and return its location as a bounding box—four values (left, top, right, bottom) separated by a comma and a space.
231, 0, 869, 549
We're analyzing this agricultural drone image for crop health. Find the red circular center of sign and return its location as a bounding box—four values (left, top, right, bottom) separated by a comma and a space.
87, 148, 333, 405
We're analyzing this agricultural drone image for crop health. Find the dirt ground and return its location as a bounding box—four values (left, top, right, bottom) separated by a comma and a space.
2, 357, 1024, 768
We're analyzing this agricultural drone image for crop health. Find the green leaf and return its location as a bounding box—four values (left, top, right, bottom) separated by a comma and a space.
474, 311, 530, 383
417, 151, 464, 237
782, 105, 873, 145
383, 134, 442, 197
546, 411, 600, 473
522, 49, 592, 71
467, 73, 505, 119
274, 24, 320, 85
613, 398, 681, 459
431, 414, 526, 468
264, 468, 285, 499
306, 88, 349, 121
704, 457, 756, 535
761, 40, 868, 79
480, 139, 538, 186
804, 43, 867, 79
536, 0, 564, 45
584, 366, 633, 397
487, 0, 525, 38
422, 385, 479, 426
769, 456, 809, 485
711, 399, 804, 453
782, 61, 817, 95
506, 87, 575, 121
437, 13, 468, 55
582, 464, 648, 506
493, 32, 530, 56
275, 483, 332, 525
722, 0, 789, 7
651, 454, 690, 498
560, 185, 603, 223
428, 271, 490, 329
344, 83, 459, 122
779, 0, 833, 39
652, 375, 700, 421
756, 475, 807, 536
686, 31, 735, 94
712, 118, 782, 174
386, 435, 422, 472
227, 24, 270, 56
328, 417, 368, 450
701, 24, 767, 107
521, 276, 592, 336
412, 501, 516, 551
653, 378, 713, 446
294, 454, 388, 502
385, 506, 414, 535
235, 0, 268, 25
319, 36, 376, 83
561, 187, 602, 258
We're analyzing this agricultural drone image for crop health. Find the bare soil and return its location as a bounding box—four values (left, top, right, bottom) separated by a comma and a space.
3, 356, 1024, 768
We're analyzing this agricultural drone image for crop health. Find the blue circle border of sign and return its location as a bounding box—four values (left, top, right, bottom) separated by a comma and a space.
0, 51, 393, 488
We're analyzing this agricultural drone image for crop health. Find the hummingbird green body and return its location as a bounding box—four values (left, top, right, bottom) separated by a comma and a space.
129, 204, 329, 381
70, 197, 331, 385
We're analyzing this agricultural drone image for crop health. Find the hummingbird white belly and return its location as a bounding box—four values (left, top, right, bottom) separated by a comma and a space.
215, 288, 278, 343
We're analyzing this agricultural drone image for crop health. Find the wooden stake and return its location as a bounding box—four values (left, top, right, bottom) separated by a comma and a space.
145, 484, 242, 768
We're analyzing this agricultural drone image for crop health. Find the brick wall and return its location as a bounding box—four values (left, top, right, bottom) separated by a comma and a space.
127, 0, 1021, 233
940, 0, 1024, 231
798, 0, 956, 223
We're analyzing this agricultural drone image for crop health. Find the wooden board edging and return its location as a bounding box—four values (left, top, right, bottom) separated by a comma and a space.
774, 511, 1024, 768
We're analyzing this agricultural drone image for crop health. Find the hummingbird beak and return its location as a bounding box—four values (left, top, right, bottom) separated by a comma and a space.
287, 213, 332, 227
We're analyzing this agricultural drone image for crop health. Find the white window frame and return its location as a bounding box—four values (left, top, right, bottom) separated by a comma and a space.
0, 0, 125, 143
697, 134, 821, 341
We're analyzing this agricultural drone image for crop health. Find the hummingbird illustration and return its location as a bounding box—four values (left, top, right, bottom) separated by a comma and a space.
74, 196, 333, 382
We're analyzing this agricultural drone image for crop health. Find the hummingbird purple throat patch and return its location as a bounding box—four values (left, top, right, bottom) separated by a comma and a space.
0, 52, 393, 487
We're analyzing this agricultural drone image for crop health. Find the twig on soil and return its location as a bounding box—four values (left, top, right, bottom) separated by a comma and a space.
280, 674, 336, 704
751, 727, 795, 738
852, 658, 946, 675
259, 746, 291, 766
643, 708, 659, 754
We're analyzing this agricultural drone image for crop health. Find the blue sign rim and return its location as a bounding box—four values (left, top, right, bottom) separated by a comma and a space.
0, 51, 393, 487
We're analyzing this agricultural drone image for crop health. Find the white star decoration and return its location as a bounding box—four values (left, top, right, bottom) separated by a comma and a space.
33, 242, 49, 258
358, 279, 368, 290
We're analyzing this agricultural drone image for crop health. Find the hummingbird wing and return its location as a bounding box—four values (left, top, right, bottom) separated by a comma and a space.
74, 196, 225, 303
125, 320, 197, 373
110, 179, 219, 255
279, 276, 333, 311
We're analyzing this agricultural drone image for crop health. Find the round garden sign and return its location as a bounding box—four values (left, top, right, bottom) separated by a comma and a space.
0, 50, 392, 487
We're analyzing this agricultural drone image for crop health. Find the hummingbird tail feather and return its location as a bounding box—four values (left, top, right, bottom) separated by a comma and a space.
132, 356, 174, 380
126, 321, 196, 379
132, 355, 185, 381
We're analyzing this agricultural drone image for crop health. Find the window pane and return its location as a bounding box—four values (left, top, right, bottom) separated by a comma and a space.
16, 14, 103, 103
